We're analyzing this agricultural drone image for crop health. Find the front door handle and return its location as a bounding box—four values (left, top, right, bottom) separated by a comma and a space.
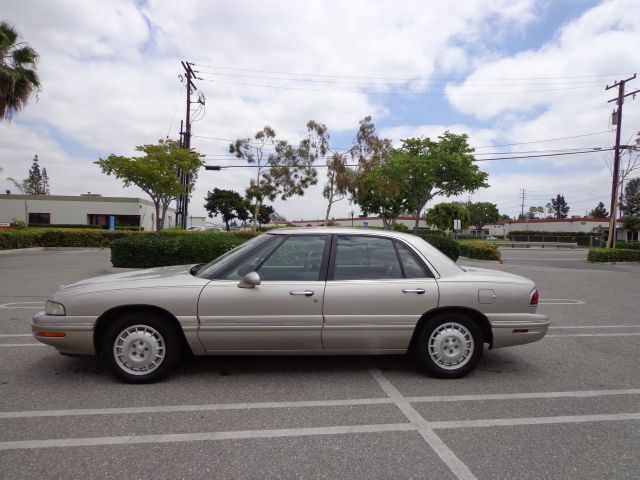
402, 288, 425, 294
290, 290, 315, 297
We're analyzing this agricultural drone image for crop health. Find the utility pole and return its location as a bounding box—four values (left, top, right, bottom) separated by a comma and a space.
605, 74, 638, 248
619, 169, 625, 221
176, 61, 200, 230
520, 189, 526, 220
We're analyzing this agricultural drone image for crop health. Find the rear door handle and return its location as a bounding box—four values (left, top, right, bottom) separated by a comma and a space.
290, 290, 315, 297
402, 288, 425, 294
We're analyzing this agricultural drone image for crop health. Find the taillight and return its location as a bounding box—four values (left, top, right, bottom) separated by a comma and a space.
530, 289, 539, 306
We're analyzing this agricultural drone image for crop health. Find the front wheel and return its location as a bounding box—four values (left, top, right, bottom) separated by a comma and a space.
414, 314, 483, 379
101, 313, 181, 384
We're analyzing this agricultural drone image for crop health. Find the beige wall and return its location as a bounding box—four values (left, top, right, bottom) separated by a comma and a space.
0, 195, 176, 231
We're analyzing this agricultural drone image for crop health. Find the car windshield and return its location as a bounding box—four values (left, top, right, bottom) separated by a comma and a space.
195, 234, 273, 279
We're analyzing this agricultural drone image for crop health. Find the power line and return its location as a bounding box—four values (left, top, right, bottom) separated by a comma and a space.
196, 77, 601, 96
191, 63, 629, 82
203, 147, 615, 169
473, 131, 611, 148
193, 130, 614, 153
195, 70, 606, 88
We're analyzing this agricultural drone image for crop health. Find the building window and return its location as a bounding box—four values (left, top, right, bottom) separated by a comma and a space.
87, 214, 140, 228
28, 213, 50, 224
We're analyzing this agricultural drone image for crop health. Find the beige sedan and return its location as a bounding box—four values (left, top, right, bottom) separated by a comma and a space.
33, 229, 549, 383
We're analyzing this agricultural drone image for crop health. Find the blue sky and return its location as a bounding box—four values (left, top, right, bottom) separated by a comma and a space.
1, 0, 639, 222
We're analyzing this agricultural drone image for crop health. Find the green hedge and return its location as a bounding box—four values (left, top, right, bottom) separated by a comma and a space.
458, 241, 501, 261
0, 228, 146, 250
28, 223, 102, 229
615, 241, 640, 250
587, 248, 640, 262
110, 232, 256, 268
422, 235, 460, 261
508, 231, 598, 237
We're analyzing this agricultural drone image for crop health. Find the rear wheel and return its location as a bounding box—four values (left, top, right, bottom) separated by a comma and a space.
414, 313, 483, 379
101, 312, 181, 384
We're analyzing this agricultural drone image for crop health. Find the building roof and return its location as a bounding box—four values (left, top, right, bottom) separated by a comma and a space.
1, 194, 159, 207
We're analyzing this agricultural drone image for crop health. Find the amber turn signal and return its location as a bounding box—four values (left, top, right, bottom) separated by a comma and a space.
35, 331, 66, 337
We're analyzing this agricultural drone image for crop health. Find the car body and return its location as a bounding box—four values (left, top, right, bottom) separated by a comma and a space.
32, 228, 549, 383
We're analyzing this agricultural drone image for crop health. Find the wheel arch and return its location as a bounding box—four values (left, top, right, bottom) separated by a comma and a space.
409, 306, 493, 351
93, 304, 191, 355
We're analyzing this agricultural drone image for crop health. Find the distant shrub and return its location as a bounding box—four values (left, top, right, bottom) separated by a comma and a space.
587, 248, 640, 262
110, 232, 255, 268
423, 235, 460, 261
458, 241, 501, 261
0, 228, 144, 250
615, 241, 640, 250
392, 223, 409, 232
10, 218, 27, 230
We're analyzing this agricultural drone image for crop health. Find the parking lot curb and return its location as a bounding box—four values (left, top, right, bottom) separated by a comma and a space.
458, 256, 501, 264
0, 247, 45, 255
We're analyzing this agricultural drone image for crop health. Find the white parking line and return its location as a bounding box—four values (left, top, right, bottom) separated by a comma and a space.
0, 334, 32, 337
549, 325, 639, 329
2, 388, 638, 419
539, 299, 585, 305
0, 302, 43, 309
430, 412, 640, 430
0, 423, 416, 451
546, 333, 640, 338
0, 344, 46, 347
502, 258, 583, 261
369, 368, 477, 480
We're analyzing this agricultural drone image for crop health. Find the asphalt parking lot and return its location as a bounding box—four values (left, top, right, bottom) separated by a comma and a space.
1, 247, 638, 479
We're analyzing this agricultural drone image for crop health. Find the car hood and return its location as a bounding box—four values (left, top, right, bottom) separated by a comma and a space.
51, 265, 209, 299
459, 266, 534, 286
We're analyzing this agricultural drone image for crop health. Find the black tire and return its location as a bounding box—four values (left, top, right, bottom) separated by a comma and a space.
101, 312, 181, 384
414, 313, 483, 379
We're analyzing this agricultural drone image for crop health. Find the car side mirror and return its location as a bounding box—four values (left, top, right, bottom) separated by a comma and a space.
238, 271, 261, 288
189, 263, 205, 276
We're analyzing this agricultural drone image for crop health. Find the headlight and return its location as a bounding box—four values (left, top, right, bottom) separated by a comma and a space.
45, 300, 66, 316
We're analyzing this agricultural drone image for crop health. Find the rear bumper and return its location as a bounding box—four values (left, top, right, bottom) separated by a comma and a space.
31, 312, 96, 355
486, 313, 550, 349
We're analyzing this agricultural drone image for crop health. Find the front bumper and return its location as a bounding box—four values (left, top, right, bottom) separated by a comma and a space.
31, 311, 96, 355
486, 313, 550, 349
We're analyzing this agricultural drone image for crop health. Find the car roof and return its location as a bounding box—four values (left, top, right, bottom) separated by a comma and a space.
268, 227, 409, 238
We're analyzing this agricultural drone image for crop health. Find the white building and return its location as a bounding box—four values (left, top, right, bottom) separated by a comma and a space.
468, 218, 634, 241
0, 194, 176, 231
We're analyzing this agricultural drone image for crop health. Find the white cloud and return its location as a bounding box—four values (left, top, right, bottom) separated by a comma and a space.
4, 0, 633, 223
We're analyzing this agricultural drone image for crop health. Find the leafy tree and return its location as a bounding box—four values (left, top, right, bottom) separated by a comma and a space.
545, 202, 554, 219
390, 133, 488, 230
425, 202, 470, 231
6, 154, 49, 194
95, 139, 204, 232
6, 176, 27, 193
527, 206, 544, 220
589, 201, 609, 219
204, 188, 249, 231
622, 177, 640, 216
323, 152, 349, 223
25, 154, 49, 194
0, 22, 41, 121
355, 158, 408, 229
550, 194, 569, 219
230, 125, 318, 230
248, 203, 274, 227
346, 117, 400, 228
468, 202, 500, 234
622, 215, 640, 232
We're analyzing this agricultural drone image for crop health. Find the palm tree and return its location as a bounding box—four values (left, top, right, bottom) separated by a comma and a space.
0, 22, 40, 121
